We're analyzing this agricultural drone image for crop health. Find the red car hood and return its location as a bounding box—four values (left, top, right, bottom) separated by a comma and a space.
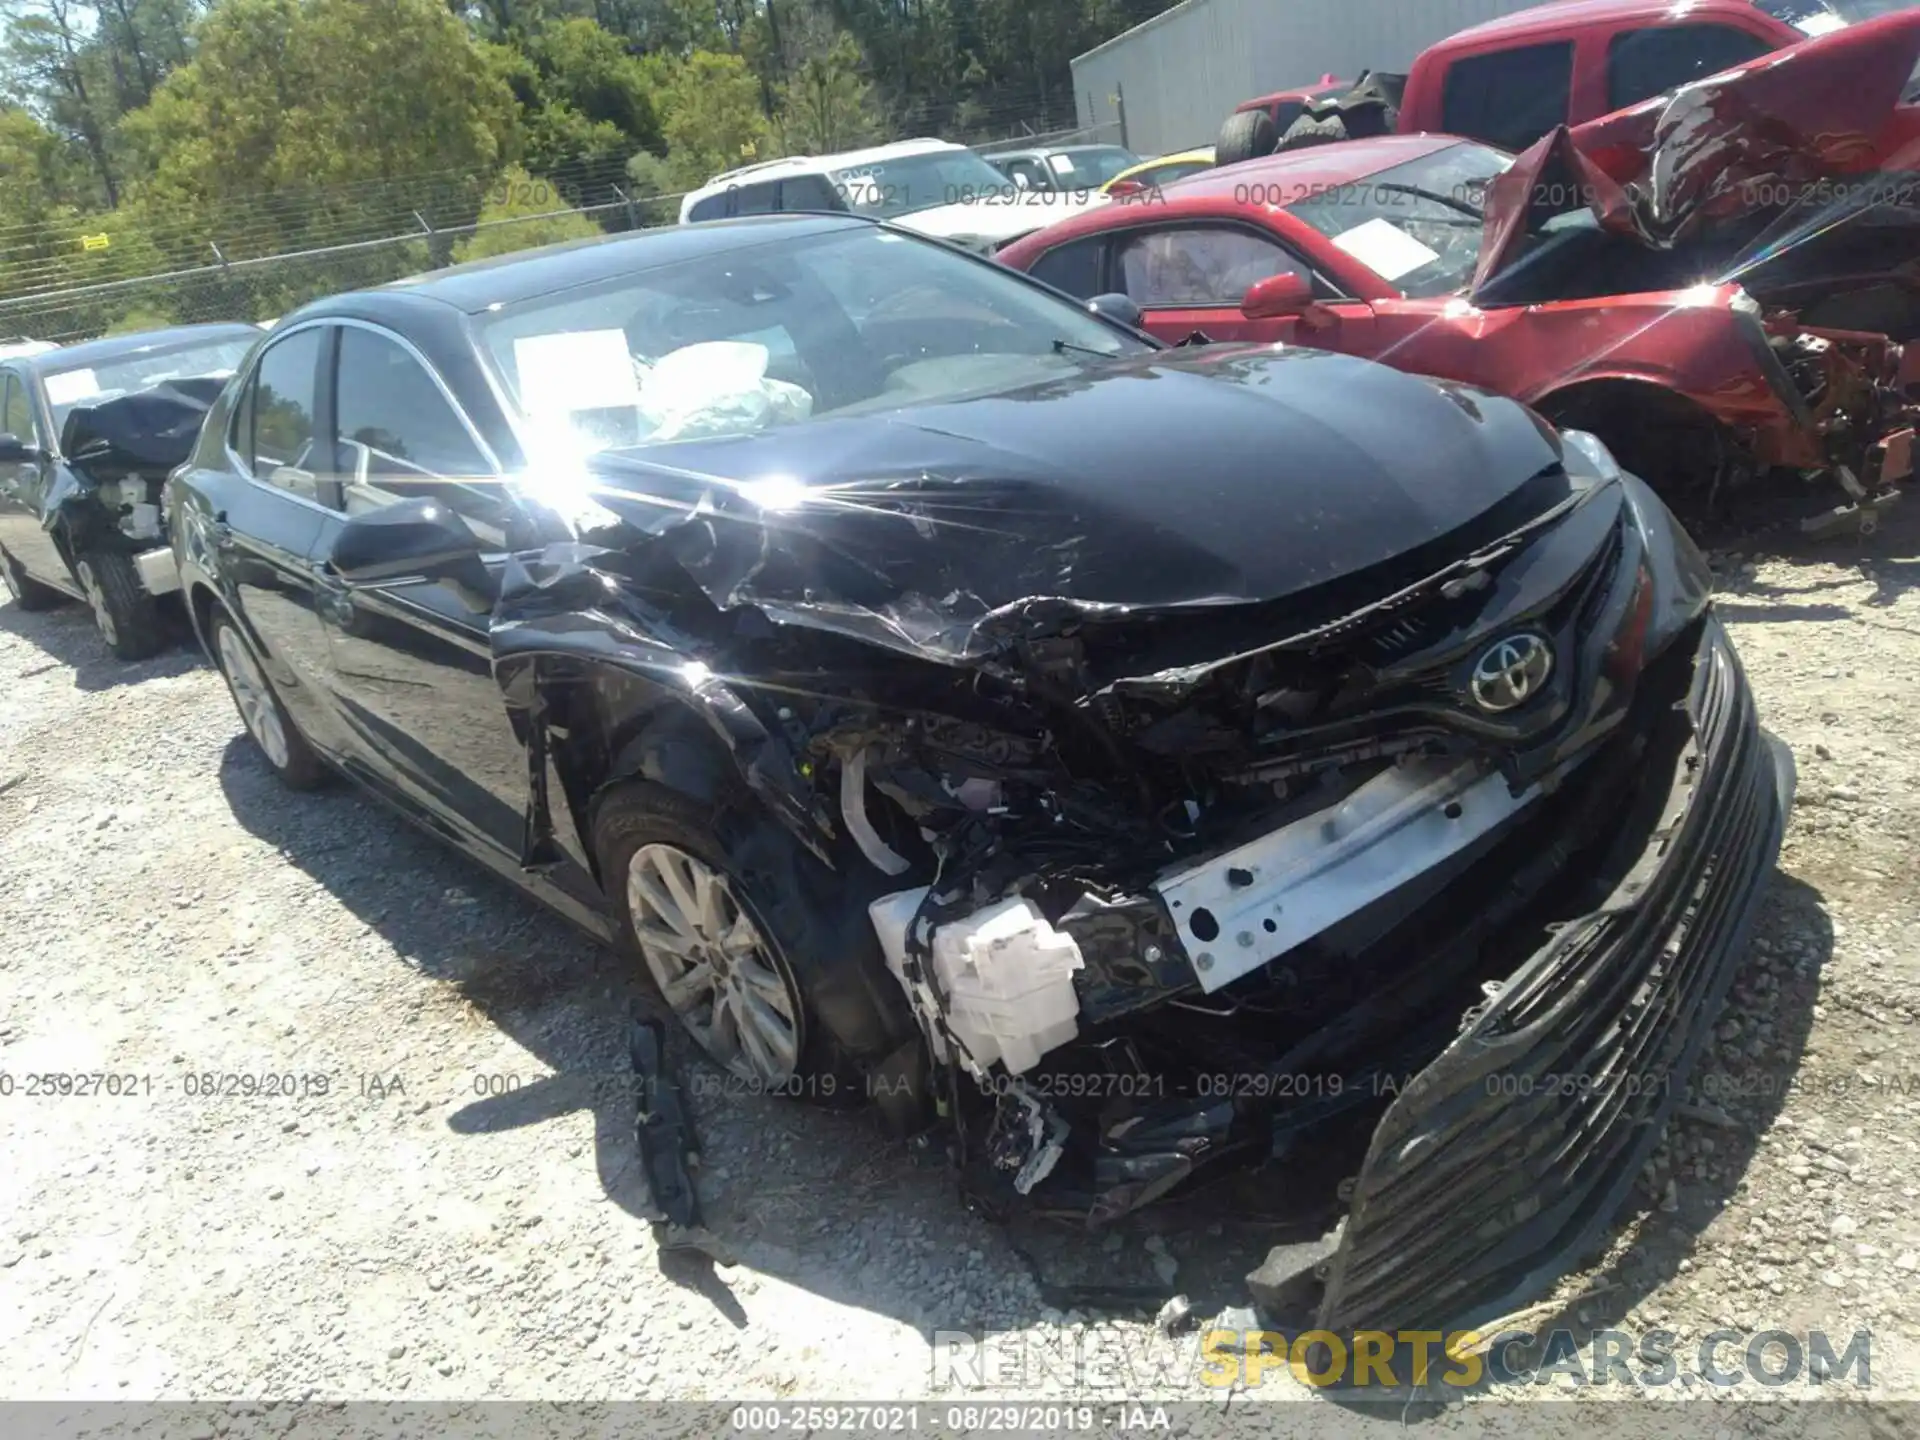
1474, 8, 1920, 290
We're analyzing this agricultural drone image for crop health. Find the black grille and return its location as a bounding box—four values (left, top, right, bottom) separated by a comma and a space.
1314, 618, 1788, 1335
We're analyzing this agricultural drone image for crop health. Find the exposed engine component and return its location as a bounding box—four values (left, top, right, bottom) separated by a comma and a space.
870, 890, 1085, 1077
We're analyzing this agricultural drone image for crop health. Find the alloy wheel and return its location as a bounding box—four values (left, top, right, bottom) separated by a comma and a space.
626, 843, 801, 1085
217, 624, 291, 770
76, 559, 117, 647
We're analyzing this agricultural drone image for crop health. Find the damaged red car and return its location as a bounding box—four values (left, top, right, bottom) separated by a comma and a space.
998, 133, 1918, 529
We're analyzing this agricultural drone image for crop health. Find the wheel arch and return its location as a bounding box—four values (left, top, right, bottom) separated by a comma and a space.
1534, 377, 1750, 495
510, 651, 835, 896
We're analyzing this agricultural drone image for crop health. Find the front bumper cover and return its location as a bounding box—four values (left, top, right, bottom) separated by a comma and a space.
1311, 616, 1792, 1335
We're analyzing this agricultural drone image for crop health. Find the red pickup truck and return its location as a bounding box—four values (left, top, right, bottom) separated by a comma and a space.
1216, 0, 1911, 163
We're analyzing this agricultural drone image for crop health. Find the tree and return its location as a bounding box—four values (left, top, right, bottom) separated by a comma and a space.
655, 48, 769, 189
487, 16, 662, 193
453, 163, 604, 261
778, 30, 876, 155
121, 0, 516, 260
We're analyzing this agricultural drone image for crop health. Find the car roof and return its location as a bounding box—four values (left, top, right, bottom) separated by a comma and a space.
1164, 133, 1471, 201
336, 213, 872, 316
1440, 0, 1767, 45
20, 322, 260, 373
697, 138, 961, 191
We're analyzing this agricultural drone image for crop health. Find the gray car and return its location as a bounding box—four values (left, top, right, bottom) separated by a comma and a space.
0, 323, 258, 658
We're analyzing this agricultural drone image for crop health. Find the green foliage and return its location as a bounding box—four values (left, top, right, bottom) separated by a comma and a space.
657, 49, 771, 190
452, 164, 604, 262
778, 32, 878, 155
493, 16, 663, 189
0, 0, 1179, 328
105, 302, 177, 332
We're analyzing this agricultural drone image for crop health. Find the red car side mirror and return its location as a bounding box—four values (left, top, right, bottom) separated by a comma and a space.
1240, 272, 1315, 319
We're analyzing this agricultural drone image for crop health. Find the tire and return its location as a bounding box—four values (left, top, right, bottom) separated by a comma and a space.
595, 780, 869, 1103
1216, 108, 1278, 167
74, 548, 166, 661
210, 611, 326, 790
1277, 113, 1350, 152
0, 544, 64, 611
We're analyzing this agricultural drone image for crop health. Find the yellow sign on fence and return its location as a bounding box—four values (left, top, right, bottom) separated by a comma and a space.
80, 233, 111, 252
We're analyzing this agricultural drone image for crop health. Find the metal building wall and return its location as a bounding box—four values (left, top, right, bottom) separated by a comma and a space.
1072, 0, 1554, 157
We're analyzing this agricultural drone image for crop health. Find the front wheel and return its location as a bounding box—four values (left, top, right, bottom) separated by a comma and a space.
211, 612, 325, 789
0, 544, 64, 611
74, 549, 166, 661
595, 781, 866, 1102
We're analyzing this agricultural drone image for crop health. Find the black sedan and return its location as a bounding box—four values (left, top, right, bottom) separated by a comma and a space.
170, 213, 1791, 1335
0, 323, 260, 657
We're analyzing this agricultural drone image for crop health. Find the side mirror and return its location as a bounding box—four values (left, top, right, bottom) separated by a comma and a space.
1107, 178, 1145, 200
0, 433, 43, 465
328, 495, 483, 586
1240, 272, 1316, 320
1087, 292, 1145, 330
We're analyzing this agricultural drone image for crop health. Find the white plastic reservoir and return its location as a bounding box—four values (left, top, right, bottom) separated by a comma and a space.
868, 888, 1085, 1076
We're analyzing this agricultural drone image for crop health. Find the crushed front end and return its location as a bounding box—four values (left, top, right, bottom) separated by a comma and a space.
1761, 317, 1918, 534
813, 443, 1791, 1336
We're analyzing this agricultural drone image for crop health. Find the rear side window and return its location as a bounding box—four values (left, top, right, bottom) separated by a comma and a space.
778, 174, 843, 211
687, 193, 729, 222
1027, 237, 1104, 298
1, 372, 33, 443
1440, 42, 1574, 154
1605, 24, 1775, 110
730, 181, 781, 215
242, 327, 324, 485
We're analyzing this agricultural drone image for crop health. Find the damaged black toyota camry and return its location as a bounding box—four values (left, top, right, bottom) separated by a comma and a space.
168, 213, 1793, 1338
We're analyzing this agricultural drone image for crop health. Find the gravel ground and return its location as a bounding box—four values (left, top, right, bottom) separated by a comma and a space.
1, 505, 1917, 1417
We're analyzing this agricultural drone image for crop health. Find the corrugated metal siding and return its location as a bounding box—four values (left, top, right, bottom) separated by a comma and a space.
1072, 0, 1557, 157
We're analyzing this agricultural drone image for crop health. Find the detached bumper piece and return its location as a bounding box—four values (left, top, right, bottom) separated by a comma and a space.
1313, 619, 1791, 1335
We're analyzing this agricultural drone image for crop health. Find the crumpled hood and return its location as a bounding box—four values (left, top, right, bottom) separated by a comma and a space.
553, 344, 1564, 668
1474, 8, 1920, 288
891, 190, 1111, 248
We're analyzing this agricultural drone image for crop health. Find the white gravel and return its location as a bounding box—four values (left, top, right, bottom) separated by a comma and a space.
2, 507, 1918, 1412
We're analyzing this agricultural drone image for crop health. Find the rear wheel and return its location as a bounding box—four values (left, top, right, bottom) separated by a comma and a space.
0, 544, 64, 611
74, 549, 166, 661
1216, 108, 1278, 167
211, 612, 325, 789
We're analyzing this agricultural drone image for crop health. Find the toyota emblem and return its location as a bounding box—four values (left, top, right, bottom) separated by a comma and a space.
1469, 634, 1553, 713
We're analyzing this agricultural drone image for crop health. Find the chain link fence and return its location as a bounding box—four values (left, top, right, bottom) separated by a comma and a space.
0, 121, 1124, 347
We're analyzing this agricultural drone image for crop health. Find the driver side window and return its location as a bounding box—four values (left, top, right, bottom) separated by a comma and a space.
328, 327, 508, 549
1115, 227, 1311, 308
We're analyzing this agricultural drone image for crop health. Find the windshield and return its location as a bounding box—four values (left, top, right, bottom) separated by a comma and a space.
1046, 147, 1140, 187
1286, 143, 1513, 299
40, 336, 255, 433
829, 149, 1016, 217
476, 223, 1146, 460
